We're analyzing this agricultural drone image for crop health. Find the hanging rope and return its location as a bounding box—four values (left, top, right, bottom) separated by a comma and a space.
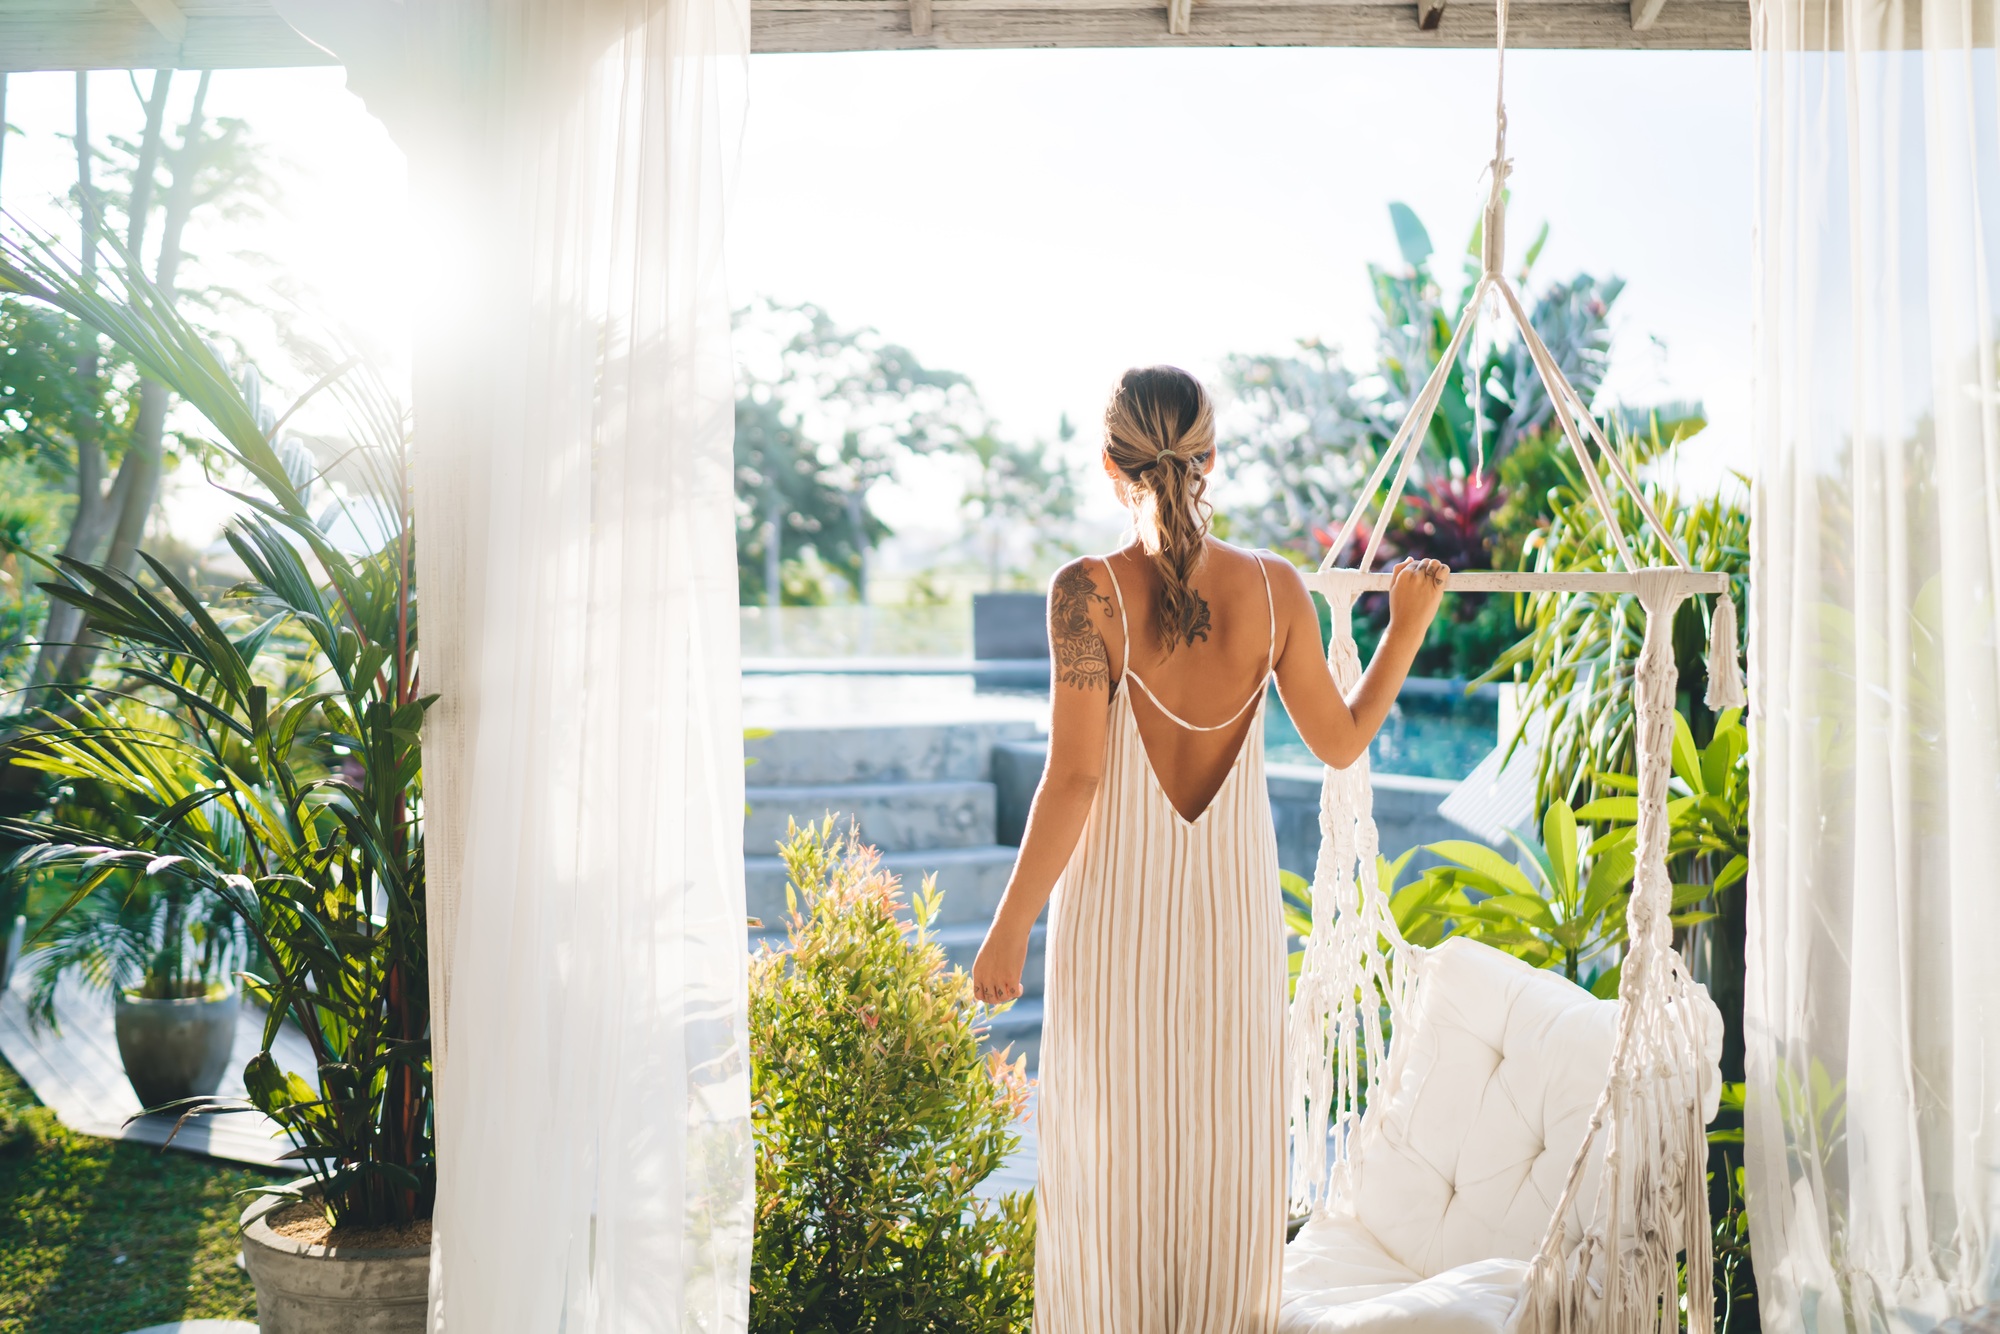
1282, 0, 1738, 1325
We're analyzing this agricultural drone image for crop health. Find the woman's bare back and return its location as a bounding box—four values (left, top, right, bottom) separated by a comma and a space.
1083, 539, 1283, 822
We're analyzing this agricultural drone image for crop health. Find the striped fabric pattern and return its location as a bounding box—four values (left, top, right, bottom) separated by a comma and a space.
1033, 596, 1286, 1333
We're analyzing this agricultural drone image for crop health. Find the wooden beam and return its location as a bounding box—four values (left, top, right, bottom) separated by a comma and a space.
0, 0, 1751, 68
1629, 0, 1668, 29
749, 0, 1750, 50
1303, 568, 1731, 595
0, 1, 332, 72
127, 0, 187, 44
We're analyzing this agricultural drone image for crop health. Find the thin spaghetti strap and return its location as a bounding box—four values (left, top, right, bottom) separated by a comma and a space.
1125, 670, 1264, 733
1120, 546, 1275, 733
1099, 555, 1131, 681
1257, 551, 1276, 676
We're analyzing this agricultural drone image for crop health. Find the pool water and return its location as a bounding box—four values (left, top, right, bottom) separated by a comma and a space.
1264, 684, 1497, 780
744, 672, 1498, 782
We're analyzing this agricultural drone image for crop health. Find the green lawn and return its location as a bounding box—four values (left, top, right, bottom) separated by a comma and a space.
0, 1057, 274, 1334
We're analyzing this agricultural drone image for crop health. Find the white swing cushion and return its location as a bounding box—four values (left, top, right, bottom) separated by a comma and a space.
1282, 938, 1687, 1333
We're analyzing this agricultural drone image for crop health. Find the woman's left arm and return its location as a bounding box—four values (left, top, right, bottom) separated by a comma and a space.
971, 558, 1117, 1004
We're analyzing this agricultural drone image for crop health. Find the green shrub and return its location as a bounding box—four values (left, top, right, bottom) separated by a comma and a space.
750, 819, 1034, 1334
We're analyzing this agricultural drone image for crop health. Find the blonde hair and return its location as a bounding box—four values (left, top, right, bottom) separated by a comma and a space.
1103, 366, 1216, 653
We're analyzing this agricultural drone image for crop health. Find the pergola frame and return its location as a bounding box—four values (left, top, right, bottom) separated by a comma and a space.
0, 0, 1748, 73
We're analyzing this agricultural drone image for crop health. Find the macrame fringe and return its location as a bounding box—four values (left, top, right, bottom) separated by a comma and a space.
1505, 976, 1718, 1334
1284, 592, 1412, 1214
1704, 592, 1746, 710
1507, 575, 1722, 1334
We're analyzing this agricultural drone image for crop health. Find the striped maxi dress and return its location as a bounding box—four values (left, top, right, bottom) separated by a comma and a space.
1033, 555, 1285, 1334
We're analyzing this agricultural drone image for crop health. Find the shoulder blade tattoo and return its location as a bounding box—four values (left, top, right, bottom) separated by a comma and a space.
1051, 564, 1113, 691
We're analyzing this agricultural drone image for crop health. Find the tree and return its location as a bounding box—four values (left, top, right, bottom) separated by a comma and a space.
733, 300, 983, 606
959, 424, 1080, 592
733, 387, 864, 608
1212, 341, 1378, 551
4, 71, 269, 706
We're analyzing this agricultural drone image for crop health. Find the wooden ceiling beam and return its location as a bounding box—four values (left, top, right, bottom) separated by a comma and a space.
0, 2, 331, 72
128, 0, 188, 44
1630, 0, 1669, 29
750, 0, 1749, 50
0, 0, 1749, 69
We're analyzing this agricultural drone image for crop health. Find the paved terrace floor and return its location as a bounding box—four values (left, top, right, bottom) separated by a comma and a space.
0, 973, 308, 1168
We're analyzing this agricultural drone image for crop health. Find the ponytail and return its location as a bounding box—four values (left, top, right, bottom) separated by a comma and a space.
1102, 366, 1216, 652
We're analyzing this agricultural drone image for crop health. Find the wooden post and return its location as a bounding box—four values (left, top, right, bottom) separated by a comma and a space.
1630, 0, 1669, 27
1168, 0, 1194, 35
910, 0, 934, 36
1418, 0, 1448, 29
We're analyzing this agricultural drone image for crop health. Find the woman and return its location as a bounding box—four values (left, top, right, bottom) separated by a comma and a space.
971, 365, 1446, 1334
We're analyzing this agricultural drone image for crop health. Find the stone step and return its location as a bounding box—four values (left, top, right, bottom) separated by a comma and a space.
744, 844, 1019, 927
745, 781, 997, 856
745, 721, 1042, 788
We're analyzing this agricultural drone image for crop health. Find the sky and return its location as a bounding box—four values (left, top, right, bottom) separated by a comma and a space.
0, 46, 1753, 556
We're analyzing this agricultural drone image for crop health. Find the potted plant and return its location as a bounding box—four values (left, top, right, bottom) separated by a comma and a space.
0, 228, 434, 1331
12, 816, 249, 1108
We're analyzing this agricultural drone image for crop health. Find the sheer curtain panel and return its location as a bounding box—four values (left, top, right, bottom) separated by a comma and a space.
1748, 0, 2000, 1328
272, 2, 753, 1329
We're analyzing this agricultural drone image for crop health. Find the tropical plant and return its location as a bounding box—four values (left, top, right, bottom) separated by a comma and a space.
1697, 1082, 1758, 1334
1280, 867, 1312, 999
750, 819, 1033, 1334
10, 703, 252, 1028
1218, 201, 1670, 561
0, 458, 69, 714
1399, 799, 1715, 996
1575, 707, 1749, 898
1212, 341, 1377, 553
1487, 421, 1749, 811
1280, 852, 1422, 1001
1220, 205, 1707, 681
0, 224, 431, 1229
1706, 1153, 1757, 1334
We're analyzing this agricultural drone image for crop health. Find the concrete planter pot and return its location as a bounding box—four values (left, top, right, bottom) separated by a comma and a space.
113, 988, 239, 1109
240, 1192, 429, 1334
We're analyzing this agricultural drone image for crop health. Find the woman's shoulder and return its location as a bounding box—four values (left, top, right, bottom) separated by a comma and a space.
1047, 555, 1123, 615
1209, 540, 1308, 588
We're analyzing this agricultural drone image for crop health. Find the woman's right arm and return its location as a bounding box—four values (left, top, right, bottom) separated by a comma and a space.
971, 557, 1117, 1005
1268, 556, 1447, 770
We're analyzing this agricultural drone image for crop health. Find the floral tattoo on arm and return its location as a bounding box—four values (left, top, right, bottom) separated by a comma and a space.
1051, 563, 1114, 691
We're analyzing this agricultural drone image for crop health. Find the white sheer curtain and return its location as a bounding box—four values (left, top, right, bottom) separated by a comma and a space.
273, 2, 752, 1329
1748, 0, 2000, 1328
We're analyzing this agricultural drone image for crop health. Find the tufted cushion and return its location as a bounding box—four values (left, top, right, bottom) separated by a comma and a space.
1282, 939, 1626, 1334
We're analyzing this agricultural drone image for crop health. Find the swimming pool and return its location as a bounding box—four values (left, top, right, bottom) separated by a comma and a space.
742, 669, 1498, 782
1264, 681, 1498, 781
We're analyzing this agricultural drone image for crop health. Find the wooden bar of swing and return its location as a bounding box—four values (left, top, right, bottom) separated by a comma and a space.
1302, 568, 1730, 595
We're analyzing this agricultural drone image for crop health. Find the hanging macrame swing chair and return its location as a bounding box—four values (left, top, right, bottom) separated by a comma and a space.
1277, 6, 1739, 1332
